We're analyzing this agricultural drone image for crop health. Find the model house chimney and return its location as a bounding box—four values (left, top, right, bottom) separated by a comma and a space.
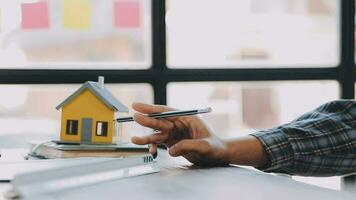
98, 76, 104, 89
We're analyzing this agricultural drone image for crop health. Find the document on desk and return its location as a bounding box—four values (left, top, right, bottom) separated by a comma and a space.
0, 157, 115, 181
8, 155, 159, 199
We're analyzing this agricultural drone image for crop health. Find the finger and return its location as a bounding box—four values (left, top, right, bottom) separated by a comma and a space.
132, 102, 174, 114
168, 139, 210, 157
131, 132, 169, 145
133, 113, 174, 130
149, 144, 158, 158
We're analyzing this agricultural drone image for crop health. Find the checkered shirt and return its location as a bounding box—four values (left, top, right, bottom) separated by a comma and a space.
251, 100, 356, 177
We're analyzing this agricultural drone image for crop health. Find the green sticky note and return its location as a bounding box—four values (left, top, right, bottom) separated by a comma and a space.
62, 0, 92, 30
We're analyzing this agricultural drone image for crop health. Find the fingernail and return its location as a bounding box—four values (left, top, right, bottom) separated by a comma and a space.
131, 136, 139, 144
168, 145, 175, 156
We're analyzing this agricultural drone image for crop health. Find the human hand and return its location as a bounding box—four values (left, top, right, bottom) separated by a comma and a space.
131, 103, 229, 166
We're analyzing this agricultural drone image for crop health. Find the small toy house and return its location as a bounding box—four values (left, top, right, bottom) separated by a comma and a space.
56, 77, 128, 144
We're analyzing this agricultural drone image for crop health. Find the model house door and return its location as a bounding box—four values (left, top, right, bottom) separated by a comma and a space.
81, 118, 93, 143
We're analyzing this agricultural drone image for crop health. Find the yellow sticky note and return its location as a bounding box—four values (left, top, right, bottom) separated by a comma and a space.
62, 0, 92, 30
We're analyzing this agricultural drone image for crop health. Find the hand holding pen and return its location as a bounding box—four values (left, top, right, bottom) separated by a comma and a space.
129, 103, 268, 168
129, 103, 228, 165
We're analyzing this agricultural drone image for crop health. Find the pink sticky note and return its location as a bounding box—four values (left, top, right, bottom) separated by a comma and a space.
21, 1, 50, 30
114, 0, 141, 28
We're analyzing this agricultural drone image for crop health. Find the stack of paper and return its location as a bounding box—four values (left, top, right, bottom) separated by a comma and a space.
28, 141, 149, 159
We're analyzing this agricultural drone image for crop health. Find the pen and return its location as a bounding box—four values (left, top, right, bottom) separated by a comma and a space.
115, 108, 212, 123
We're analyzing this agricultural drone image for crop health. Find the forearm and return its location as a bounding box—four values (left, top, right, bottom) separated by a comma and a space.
224, 136, 269, 168
248, 100, 356, 176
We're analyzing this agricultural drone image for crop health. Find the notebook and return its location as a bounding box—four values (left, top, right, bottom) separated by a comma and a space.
7, 155, 159, 199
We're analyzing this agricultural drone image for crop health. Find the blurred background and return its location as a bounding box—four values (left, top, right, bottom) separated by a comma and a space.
0, 0, 352, 191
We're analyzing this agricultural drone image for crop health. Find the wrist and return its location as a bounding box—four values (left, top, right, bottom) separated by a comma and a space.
223, 136, 268, 167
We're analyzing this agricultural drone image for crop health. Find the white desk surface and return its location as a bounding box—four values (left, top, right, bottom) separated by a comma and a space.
1, 150, 354, 200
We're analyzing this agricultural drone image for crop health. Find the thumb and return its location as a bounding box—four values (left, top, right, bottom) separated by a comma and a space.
168, 139, 210, 157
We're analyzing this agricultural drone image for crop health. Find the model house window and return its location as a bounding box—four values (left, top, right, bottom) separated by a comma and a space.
96, 121, 108, 136
66, 120, 78, 135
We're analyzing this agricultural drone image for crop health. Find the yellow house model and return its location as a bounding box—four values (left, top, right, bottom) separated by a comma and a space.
56, 77, 128, 144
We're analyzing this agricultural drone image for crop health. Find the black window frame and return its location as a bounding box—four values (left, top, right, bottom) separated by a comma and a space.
96, 121, 108, 137
66, 120, 78, 135
1, 0, 355, 189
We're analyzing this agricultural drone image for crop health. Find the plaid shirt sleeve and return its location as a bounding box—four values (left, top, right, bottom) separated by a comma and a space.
250, 100, 356, 177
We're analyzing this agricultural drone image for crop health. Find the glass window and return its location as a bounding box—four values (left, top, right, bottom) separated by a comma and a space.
96, 121, 108, 136
0, 0, 151, 69
66, 119, 78, 135
167, 0, 339, 68
168, 81, 339, 137
0, 83, 153, 148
